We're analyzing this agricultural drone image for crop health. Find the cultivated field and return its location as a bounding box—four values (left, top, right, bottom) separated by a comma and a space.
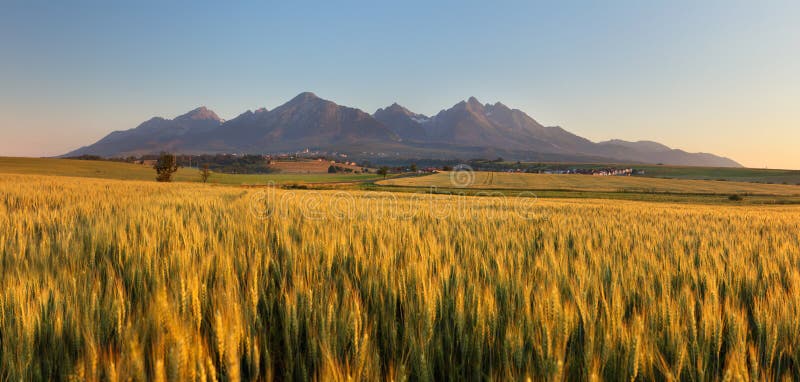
509, 162, 800, 184
2, 173, 799, 380
267, 159, 365, 174
609, 164, 800, 184
380, 171, 800, 196
0, 157, 379, 185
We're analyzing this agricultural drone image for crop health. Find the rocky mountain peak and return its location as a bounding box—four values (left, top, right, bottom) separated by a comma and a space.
289, 92, 321, 103
175, 106, 222, 122
62, 92, 742, 167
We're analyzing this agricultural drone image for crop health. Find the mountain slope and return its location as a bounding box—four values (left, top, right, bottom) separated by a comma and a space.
63, 93, 742, 167
194, 92, 401, 153
373, 103, 429, 141
65, 107, 223, 157
596, 140, 741, 167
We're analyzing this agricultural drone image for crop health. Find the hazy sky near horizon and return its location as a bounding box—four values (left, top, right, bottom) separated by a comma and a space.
1, 1, 798, 169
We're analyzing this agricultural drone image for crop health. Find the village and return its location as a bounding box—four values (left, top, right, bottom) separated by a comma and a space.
532, 167, 645, 176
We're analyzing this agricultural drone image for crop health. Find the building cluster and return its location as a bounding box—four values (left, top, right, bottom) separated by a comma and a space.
536, 168, 645, 176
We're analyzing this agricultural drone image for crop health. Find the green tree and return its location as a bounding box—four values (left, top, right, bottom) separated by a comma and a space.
200, 163, 211, 183
154, 152, 179, 182
410, 163, 418, 172
378, 166, 389, 179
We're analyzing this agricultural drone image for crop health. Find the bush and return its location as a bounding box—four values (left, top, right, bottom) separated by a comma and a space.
282, 183, 309, 189
154, 152, 179, 182
728, 194, 743, 201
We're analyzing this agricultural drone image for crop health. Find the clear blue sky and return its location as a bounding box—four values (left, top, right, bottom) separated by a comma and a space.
1, 1, 798, 168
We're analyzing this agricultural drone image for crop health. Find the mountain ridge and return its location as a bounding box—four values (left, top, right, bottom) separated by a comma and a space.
63, 93, 741, 167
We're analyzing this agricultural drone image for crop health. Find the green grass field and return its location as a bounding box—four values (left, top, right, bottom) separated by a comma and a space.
631, 165, 800, 184
512, 162, 800, 184
0, 157, 381, 185
379, 171, 800, 196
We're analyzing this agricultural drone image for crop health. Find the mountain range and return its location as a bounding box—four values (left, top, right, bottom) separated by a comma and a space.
64, 92, 741, 167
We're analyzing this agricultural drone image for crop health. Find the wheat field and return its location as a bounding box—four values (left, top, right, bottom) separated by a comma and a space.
379, 171, 800, 196
1, 173, 800, 380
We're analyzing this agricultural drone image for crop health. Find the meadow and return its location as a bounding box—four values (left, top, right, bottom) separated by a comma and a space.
379, 171, 800, 196
0, 157, 379, 185
1, 173, 799, 380
600, 165, 800, 184
506, 163, 800, 185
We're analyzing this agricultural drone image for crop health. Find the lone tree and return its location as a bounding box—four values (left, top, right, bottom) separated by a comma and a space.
154, 152, 179, 182
377, 166, 389, 179
410, 163, 418, 172
200, 163, 211, 183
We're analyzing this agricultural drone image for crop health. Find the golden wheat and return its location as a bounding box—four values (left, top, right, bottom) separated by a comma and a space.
1, 173, 799, 380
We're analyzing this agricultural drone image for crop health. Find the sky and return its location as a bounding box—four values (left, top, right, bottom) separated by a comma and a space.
1, 0, 798, 169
